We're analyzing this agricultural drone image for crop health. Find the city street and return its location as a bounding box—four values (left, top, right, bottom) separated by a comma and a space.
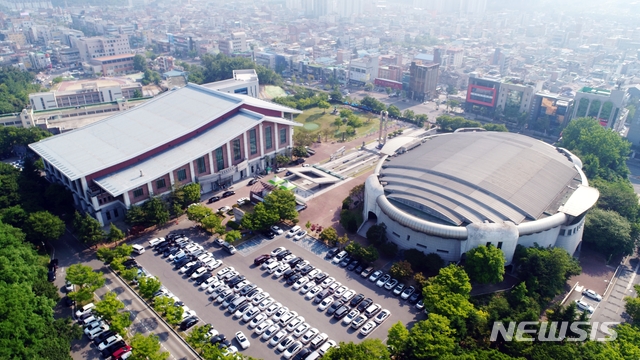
130, 224, 425, 360
51, 232, 199, 360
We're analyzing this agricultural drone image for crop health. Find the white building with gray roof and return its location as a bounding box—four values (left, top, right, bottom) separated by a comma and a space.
363, 131, 599, 265
29, 83, 302, 226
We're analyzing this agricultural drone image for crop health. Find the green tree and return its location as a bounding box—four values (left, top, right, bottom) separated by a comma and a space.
107, 223, 125, 244
465, 244, 506, 284
95, 291, 124, 321
121, 267, 139, 282
185, 325, 210, 351
264, 188, 298, 222
403, 109, 415, 120
200, 214, 224, 234
138, 276, 162, 299
366, 223, 387, 245
387, 321, 409, 357
592, 178, 640, 222
125, 205, 146, 226
0, 67, 43, 115
324, 339, 390, 360
181, 183, 201, 205
364, 83, 374, 91
337, 234, 349, 247
141, 69, 162, 85
23, 210, 65, 243
320, 227, 338, 244
133, 54, 147, 72
624, 285, 640, 325
415, 114, 429, 127
558, 117, 631, 181
329, 89, 343, 102
292, 145, 308, 158
387, 104, 401, 118
225, 230, 241, 243
75, 212, 105, 246
187, 204, 214, 223
241, 202, 279, 231
129, 333, 170, 360
406, 314, 456, 359
66, 264, 105, 303
318, 100, 330, 113
133, 89, 143, 98
483, 123, 509, 132
96, 247, 116, 263
390, 260, 414, 280
584, 208, 635, 258
0, 205, 27, 228
142, 197, 170, 226
423, 265, 475, 320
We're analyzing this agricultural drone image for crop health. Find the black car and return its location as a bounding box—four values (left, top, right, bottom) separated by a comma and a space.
180, 317, 199, 330
357, 298, 373, 312
210, 334, 227, 344
64, 296, 75, 307
155, 242, 171, 253
49, 258, 59, 270
162, 247, 180, 258
276, 249, 292, 260
294, 348, 311, 360
346, 260, 360, 271
174, 257, 191, 269
262, 230, 276, 239
222, 191, 235, 198
185, 263, 204, 277
300, 265, 314, 275
408, 292, 422, 304
325, 248, 339, 259
100, 340, 126, 358
354, 264, 365, 274
92, 330, 115, 345
314, 272, 328, 284
285, 171, 293, 176
227, 275, 246, 287
350, 294, 365, 307
218, 339, 232, 349
253, 254, 271, 266
282, 269, 296, 279
248, 178, 258, 186
246, 288, 261, 299
287, 273, 302, 285
239, 284, 258, 296
333, 305, 350, 319
207, 196, 221, 203
288, 257, 303, 267
47, 270, 56, 282
195, 272, 214, 285
339, 256, 352, 268
327, 300, 344, 315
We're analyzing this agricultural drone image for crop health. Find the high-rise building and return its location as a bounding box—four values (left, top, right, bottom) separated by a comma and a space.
70, 35, 131, 62
218, 32, 247, 55
572, 87, 629, 131
338, 0, 362, 17
409, 61, 439, 102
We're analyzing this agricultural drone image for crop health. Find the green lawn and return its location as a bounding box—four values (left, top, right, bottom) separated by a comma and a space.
293, 106, 382, 141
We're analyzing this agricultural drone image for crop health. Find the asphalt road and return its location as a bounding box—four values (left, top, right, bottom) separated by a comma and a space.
131, 223, 425, 360
51, 232, 199, 360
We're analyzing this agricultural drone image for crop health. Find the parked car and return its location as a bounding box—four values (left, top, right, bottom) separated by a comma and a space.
400, 286, 416, 300
583, 289, 603, 301
235, 331, 250, 349
293, 230, 307, 241
207, 196, 221, 203
361, 267, 375, 278
575, 299, 595, 313
384, 278, 399, 291
222, 190, 235, 198
376, 274, 391, 287
271, 225, 284, 235
248, 178, 258, 186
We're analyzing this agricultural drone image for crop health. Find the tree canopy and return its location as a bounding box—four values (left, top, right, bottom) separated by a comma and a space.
0, 67, 43, 115
465, 244, 506, 284
584, 208, 636, 258
324, 339, 390, 360
199, 53, 282, 85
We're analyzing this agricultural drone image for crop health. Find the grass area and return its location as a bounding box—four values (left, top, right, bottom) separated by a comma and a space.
263, 85, 287, 99
293, 106, 381, 140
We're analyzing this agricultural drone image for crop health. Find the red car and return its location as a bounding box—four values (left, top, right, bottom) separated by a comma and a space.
111, 345, 132, 359
254, 254, 271, 266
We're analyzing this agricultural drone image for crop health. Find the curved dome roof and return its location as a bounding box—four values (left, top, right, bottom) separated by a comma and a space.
379, 132, 581, 226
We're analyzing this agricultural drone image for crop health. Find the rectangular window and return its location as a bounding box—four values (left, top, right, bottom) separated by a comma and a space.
156, 178, 166, 189
406, 235, 411, 241
133, 188, 144, 198
559, 229, 565, 236
196, 157, 206, 173
279, 128, 287, 144
215, 148, 224, 170
392, 232, 400, 238
416, 243, 427, 248
265, 126, 272, 149
177, 169, 187, 181
106, 211, 111, 220
486, 242, 491, 247
497, 242, 503, 249
436, 249, 449, 254
249, 129, 257, 154
233, 139, 242, 161
114, 209, 118, 217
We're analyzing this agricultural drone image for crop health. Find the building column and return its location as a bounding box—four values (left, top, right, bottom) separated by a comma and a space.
168, 171, 175, 186
226, 142, 232, 166
242, 133, 249, 161
208, 152, 214, 173
123, 192, 131, 207
289, 125, 294, 147
258, 124, 264, 157
189, 161, 196, 181
584, 100, 591, 118
147, 182, 153, 196
596, 102, 603, 120
274, 123, 279, 152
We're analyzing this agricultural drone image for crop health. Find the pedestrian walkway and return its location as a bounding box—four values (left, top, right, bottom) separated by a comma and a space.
291, 236, 332, 258
235, 235, 276, 256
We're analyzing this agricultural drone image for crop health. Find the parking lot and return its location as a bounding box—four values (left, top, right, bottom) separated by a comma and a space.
130, 223, 424, 359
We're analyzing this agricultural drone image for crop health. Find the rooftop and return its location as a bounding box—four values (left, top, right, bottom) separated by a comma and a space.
379, 132, 582, 226
580, 87, 611, 95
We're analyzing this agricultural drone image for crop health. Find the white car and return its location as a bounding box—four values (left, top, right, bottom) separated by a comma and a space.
205, 259, 223, 270
305, 286, 323, 300
276, 167, 287, 173
277, 336, 295, 352
307, 268, 321, 279
327, 281, 341, 294
252, 292, 270, 305
320, 277, 335, 288
236, 331, 251, 350
206, 282, 225, 294
269, 329, 288, 346
575, 299, 595, 313
97, 334, 123, 351
278, 310, 298, 326
295, 260, 310, 271
178, 261, 196, 273
282, 254, 295, 263
271, 247, 286, 257
84, 320, 106, 335
318, 296, 334, 311
286, 316, 306, 332
249, 313, 268, 329
237, 197, 250, 206
343, 309, 360, 325
331, 250, 348, 264
264, 302, 281, 316
293, 230, 307, 241
242, 306, 262, 322
148, 237, 165, 247
333, 285, 348, 298
234, 280, 251, 292
283, 341, 303, 359
293, 322, 310, 338
182, 309, 197, 320
301, 328, 319, 344
262, 324, 281, 340
197, 253, 212, 262
318, 340, 337, 356
274, 264, 291, 277
258, 297, 275, 311
75, 303, 95, 318
205, 327, 219, 339
216, 266, 235, 278
351, 314, 368, 329
234, 304, 254, 319
272, 307, 289, 322
368, 270, 383, 282
222, 346, 238, 356
190, 267, 208, 279
341, 290, 356, 302
374, 309, 391, 324
310, 333, 328, 349
376, 274, 391, 287
132, 244, 145, 254
261, 258, 278, 270
293, 276, 309, 290
583, 289, 603, 301
218, 206, 231, 212
200, 276, 219, 290
360, 321, 377, 336
254, 319, 274, 335
300, 282, 315, 294
270, 225, 284, 235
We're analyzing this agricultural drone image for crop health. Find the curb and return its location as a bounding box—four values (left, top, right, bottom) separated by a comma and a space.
560, 281, 579, 305
603, 264, 622, 301
107, 265, 202, 360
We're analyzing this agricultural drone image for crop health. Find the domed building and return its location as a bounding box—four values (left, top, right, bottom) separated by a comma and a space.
363, 131, 599, 265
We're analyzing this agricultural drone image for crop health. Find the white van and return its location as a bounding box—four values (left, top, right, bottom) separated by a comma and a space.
267, 261, 281, 274
287, 225, 301, 237
132, 244, 145, 255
